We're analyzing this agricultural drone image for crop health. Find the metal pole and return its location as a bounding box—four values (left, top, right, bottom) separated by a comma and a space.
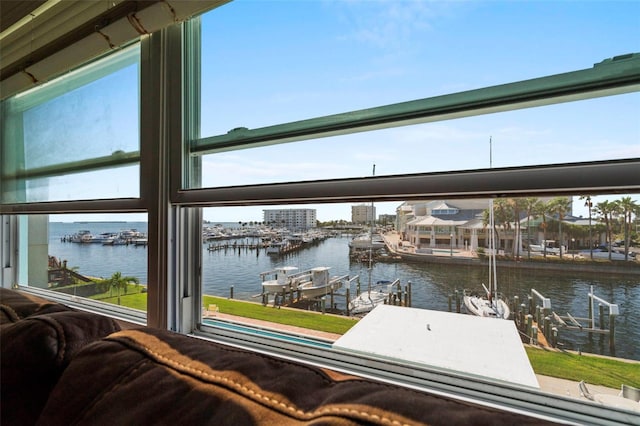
345, 288, 350, 316
609, 314, 616, 353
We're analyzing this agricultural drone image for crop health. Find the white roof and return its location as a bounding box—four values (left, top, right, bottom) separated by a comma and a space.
310, 266, 330, 272
333, 305, 539, 388
407, 216, 466, 226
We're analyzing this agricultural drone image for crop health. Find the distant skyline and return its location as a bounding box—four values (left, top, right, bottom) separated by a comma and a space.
52, 193, 636, 224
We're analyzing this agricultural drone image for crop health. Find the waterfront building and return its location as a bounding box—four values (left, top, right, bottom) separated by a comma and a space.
399, 198, 599, 255
401, 200, 489, 251
263, 208, 316, 231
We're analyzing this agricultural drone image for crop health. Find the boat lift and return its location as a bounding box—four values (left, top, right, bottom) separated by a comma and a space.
547, 285, 619, 352
515, 287, 618, 352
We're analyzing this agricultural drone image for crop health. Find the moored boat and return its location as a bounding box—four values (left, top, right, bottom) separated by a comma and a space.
349, 279, 397, 315
463, 286, 510, 319
463, 197, 510, 320
260, 266, 301, 294
297, 267, 348, 299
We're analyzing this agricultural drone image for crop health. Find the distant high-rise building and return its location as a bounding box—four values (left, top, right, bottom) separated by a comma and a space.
351, 204, 376, 224
263, 209, 317, 230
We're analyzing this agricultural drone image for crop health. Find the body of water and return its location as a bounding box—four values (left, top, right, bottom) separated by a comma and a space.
49, 222, 640, 360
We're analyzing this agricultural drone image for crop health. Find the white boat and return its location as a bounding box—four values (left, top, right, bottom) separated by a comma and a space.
297, 267, 348, 299
259, 266, 301, 294
70, 230, 93, 243
463, 285, 510, 319
348, 233, 386, 250
266, 239, 288, 255
349, 279, 396, 315
463, 198, 510, 320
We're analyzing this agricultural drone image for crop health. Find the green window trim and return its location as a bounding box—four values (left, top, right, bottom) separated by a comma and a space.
191, 53, 640, 156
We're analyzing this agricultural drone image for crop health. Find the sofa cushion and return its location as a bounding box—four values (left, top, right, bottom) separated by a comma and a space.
0, 288, 71, 325
0, 290, 121, 426
39, 327, 556, 425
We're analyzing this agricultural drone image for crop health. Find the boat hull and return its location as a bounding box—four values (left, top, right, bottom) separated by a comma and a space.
298, 280, 343, 299
349, 290, 389, 315
463, 293, 510, 319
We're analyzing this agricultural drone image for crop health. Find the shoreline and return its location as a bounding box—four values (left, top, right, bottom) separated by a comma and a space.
381, 231, 640, 276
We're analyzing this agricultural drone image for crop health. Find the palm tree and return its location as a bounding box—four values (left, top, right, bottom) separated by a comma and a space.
523, 197, 541, 259
594, 200, 618, 260
100, 272, 139, 305
548, 197, 571, 259
618, 196, 639, 261
493, 198, 514, 255
579, 195, 594, 259
508, 198, 524, 259
535, 200, 551, 258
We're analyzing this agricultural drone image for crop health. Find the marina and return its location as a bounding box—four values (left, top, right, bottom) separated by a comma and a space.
48, 221, 640, 361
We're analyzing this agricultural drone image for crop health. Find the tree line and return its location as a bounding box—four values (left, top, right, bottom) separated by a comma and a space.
486, 195, 639, 261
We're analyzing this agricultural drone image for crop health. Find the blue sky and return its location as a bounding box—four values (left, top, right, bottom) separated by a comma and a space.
195, 0, 639, 222
42, 0, 639, 222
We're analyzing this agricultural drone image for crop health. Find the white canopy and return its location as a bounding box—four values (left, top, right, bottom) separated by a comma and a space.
333, 304, 539, 388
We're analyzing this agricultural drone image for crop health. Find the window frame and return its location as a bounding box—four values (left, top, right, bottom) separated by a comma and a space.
1, 10, 639, 425
0, 44, 142, 203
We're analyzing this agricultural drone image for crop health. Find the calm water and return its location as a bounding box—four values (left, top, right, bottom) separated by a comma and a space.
49, 222, 640, 360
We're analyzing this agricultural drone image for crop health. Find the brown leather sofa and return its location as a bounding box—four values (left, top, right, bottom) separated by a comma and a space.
1, 288, 556, 425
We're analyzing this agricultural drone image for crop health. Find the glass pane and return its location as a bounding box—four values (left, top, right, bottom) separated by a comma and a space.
25, 166, 140, 202
17, 213, 148, 314
199, 194, 639, 401
196, 0, 639, 187
1, 46, 140, 203
201, 1, 640, 131
197, 94, 639, 187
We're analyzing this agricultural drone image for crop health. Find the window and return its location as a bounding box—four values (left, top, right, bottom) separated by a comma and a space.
180, 1, 639, 422
1, 1, 639, 423
1, 44, 146, 322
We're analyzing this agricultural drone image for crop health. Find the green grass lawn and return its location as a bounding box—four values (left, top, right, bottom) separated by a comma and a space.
87, 290, 639, 389
89, 286, 148, 311
203, 295, 357, 335
525, 346, 640, 389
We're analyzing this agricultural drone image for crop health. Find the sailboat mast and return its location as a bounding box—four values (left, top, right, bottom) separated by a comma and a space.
489, 137, 497, 303
368, 164, 376, 293
370, 164, 375, 236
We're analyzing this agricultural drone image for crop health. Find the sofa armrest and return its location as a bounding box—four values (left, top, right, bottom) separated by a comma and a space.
0, 288, 71, 325
0, 289, 121, 426
39, 327, 555, 425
